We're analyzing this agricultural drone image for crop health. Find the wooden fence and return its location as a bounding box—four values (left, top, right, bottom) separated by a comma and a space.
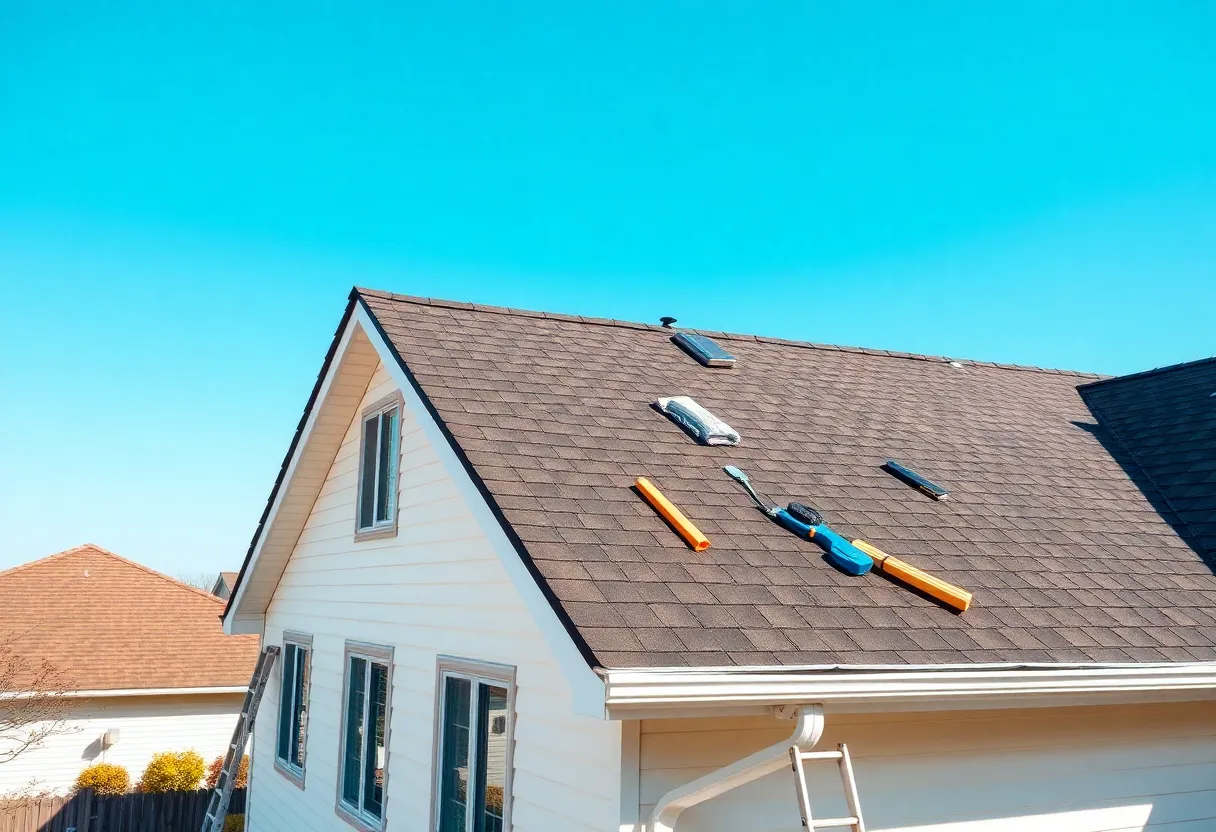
0, 789, 245, 832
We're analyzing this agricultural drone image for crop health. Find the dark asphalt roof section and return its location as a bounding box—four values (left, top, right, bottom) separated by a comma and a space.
1080, 357, 1216, 564
356, 288, 1216, 668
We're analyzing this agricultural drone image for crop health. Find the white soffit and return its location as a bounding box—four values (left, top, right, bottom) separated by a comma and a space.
224, 310, 379, 634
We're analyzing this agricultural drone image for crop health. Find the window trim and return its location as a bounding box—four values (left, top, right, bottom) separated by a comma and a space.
274, 631, 313, 789
429, 656, 518, 832
335, 641, 395, 832
354, 393, 403, 540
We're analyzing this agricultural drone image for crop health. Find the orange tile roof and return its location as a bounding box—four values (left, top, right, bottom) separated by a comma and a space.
0, 545, 259, 692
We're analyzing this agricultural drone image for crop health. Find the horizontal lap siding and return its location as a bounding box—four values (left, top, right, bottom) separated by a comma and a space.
250, 364, 620, 832
0, 694, 242, 794
638, 701, 1216, 832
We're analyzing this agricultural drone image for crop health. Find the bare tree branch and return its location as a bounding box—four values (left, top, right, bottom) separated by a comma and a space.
177, 572, 219, 593
0, 631, 76, 768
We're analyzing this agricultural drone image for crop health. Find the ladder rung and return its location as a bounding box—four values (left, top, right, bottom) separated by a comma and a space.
812, 818, 858, 828
797, 750, 844, 761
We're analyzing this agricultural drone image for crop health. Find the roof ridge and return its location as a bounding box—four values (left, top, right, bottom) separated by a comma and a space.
0, 543, 112, 579
1077, 355, 1216, 390
0, 544, 225, 605
354, 287, 1105, 380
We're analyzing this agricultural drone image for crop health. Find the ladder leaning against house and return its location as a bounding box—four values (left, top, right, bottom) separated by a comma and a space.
201, 645, 280, 832
789, 741, 866, 832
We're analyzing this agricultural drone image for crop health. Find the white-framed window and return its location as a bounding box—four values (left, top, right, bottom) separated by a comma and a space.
356, 395, 401, 536
432, 657, 516, 832
275, 632, 312, 785
337, 642, 393, 831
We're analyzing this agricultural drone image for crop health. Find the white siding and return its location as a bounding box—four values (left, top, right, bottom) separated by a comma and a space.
250, 363, 621, 832
638, 700, 1216, 832
0, 693, 242, 795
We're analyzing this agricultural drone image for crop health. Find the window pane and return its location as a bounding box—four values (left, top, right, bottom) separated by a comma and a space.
374, 408, 398, 524
290, 646, 309, 767
438, 677, 472, 832
362, 662, 388, 818
474, 684, 509, 832
277, 644, 297, 762
359, 416, 379, 529
342, 657, 367, 806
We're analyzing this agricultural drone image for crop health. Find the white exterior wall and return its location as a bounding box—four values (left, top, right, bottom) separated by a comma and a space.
249, 363, 621, 832
636, 700, 1216, 832
0, 693, 242, 795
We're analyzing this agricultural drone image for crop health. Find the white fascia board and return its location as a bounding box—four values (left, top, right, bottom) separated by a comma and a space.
0, 685, 247, 701
603, 662, 1216, 715
354, 302, 607, 718
227, 614, 265, 636
222, 311, 362, 635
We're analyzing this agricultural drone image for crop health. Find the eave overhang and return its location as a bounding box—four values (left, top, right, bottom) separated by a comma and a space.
602, 661, 1216, 716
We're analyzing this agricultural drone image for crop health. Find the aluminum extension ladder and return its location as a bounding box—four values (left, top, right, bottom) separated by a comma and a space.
789, 742, 866, 831
201, 645, 280, 832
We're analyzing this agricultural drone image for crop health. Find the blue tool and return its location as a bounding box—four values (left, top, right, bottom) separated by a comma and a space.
723, 466, 874, 577
773, 509, 873, 576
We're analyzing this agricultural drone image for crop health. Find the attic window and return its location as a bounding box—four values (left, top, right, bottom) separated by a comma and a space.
672, 332, 736, 368
357, 395, 401, 536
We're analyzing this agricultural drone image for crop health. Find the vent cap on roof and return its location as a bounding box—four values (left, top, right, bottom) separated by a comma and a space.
672, 331, 736, 368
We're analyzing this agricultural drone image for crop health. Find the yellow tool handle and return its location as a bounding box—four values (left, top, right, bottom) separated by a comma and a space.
852, 540, 972, 612
635, 477, 711, 551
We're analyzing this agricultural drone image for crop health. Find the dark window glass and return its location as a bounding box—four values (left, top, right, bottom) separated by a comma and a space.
438, 677, 472, 832
474, 684, 508, 832
363, 662, 388, 818
289, 646, 309, 767
342, 656, 367, 805
276, 643, 297, 762
359, 416, 379, 529
439, 676, 509, 832
374, 409, 398, 524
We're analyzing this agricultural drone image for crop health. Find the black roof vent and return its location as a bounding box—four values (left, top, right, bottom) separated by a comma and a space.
672, 331, 736, 368
660, 316, 678, 328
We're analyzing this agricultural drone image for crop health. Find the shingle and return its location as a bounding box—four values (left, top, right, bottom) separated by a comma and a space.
353, 290, 1216, 669
647, 603, 700, 628
0, 545, 259, 690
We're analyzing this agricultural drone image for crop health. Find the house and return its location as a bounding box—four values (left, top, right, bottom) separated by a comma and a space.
0, 545, 260, 794
223, 288, 1216, 832
212, 571, 240, 601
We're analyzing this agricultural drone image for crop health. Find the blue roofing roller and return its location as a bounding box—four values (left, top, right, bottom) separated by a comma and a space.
773, 509, 873, 576
723, 466, 873, 577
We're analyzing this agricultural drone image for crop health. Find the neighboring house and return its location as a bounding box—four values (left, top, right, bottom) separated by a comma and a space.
0, 545, 260, 794
212, 571, 240, 601
223, 288, 1216, 832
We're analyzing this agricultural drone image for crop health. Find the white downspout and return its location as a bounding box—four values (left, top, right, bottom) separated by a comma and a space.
647, 704, 825, 832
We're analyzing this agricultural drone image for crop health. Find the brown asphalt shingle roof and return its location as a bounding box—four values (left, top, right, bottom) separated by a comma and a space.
0, 545, 260, 691
356, 288, 1216, 669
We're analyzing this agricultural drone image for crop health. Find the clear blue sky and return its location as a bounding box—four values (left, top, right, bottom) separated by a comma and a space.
1, 2, 1214, 575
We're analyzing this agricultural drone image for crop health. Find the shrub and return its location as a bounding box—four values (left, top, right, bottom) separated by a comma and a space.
136, 750, 206, 792
205, 755, 249, 790
223, 815, 245, 832
74, 763, 130, 796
